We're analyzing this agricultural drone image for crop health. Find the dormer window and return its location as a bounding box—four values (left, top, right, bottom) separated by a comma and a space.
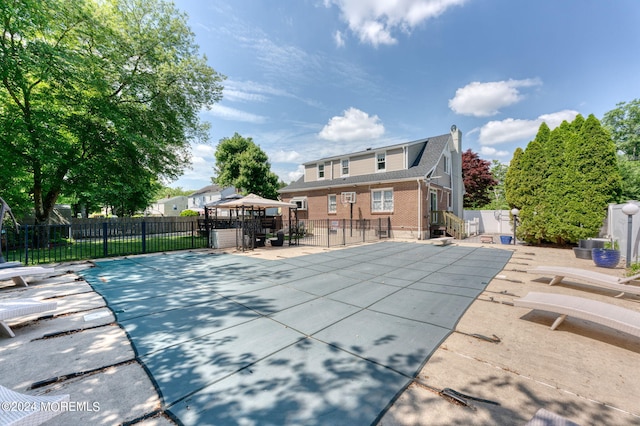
341, 159, 349, 176
376, 152, 386, 172
318, 163, 325, 179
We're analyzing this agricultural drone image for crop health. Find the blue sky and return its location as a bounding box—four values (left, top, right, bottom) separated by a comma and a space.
169, 0, 640, 190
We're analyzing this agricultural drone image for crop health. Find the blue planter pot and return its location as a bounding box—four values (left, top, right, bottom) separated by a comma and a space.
592, 248, 620, 268
500, 236, 512, 245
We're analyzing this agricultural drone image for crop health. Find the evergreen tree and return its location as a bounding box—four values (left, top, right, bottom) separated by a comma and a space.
510, 125, 549, 243
506, 115, 621, 245
505, 147, 524, 209
544, 121, 574, 244
568, 115, 621, 241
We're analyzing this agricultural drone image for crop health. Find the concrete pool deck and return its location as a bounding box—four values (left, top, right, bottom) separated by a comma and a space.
1, 239, 639, 425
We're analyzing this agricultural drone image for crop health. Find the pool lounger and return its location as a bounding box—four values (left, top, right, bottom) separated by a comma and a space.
0, 298, 57, 338
0, 266, 55, 287
527, 266, 640, 297
514, 291, 640, 338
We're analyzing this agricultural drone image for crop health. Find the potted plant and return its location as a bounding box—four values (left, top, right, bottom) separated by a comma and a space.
592, 238, 620, 268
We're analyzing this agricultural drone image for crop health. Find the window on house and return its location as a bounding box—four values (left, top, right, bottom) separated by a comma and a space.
444, 155, 451, 174
328, 194, 337, 213
376, 152, 386, 172
371, 189, 393, 212
318, 163, 325, 179
341, 159, 349, 176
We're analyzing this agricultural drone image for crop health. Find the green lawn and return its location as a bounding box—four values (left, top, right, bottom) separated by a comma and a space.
7, 234, 208, 265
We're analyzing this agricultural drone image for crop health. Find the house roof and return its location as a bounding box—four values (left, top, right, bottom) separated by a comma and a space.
189, 184, 223, 197
154, 196, 187, 204
279, 133, 450, 194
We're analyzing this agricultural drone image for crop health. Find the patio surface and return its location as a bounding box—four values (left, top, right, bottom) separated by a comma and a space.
1, 239, 639, 425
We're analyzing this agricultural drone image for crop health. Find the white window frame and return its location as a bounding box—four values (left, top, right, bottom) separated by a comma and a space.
371, 188, 394, 213
328, 194, 337, 213
341, 159, 349, 177
443, 154, 451, 175
317, 163, 325, 179
376, 152, 386, 172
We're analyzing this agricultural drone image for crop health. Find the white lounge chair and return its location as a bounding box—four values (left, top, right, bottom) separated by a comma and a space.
0, 298, 57, 338
0, 385, 69, 425
514, 292, 640, 338
527, 266, 640, 298
0, 267, 55, 287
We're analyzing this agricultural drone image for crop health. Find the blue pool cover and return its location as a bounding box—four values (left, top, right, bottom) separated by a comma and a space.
82, 241, 512, 425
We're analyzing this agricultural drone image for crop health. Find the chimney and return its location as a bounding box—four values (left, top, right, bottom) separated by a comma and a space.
450, 124, 462, 154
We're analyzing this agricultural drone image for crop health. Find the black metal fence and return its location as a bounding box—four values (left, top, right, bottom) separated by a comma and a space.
288, 218, 391, 248
1, 217, 207, 265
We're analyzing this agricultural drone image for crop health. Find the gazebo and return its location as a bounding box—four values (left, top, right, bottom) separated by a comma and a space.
215, 194, 298, 250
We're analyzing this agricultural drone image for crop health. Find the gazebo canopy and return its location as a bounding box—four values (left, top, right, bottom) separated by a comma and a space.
204, 193, 244, 207
216, 193, 296, 210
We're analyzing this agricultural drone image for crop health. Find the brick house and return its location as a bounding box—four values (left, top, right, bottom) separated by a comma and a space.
279, 126, 464, 239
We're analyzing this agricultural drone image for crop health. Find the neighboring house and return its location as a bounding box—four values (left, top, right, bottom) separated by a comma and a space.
146, 196, 188, 217
188, 185, 237, 212
279, 126, 464, 239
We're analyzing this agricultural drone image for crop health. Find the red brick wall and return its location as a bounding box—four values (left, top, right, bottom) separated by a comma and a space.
282, 180, 436, 237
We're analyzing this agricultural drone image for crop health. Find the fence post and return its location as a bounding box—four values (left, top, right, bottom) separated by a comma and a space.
362, 219, 365, 242
142, 221, 147, 253
24, 225, 29, 265
327, 219, 330, 247
378, 218, 381, 239
342, 219, 346, 246
102, 222, 108, 258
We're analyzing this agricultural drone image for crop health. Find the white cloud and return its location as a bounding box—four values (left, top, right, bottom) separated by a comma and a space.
287, 165, 305, 183
270, 150, 303, 163
449, 78, 542, 117
478, 110, 580, 145
326, 0, 467, 47
204, 104, 267, 123
334, 30, 345, 47
169, 143, 216, 190
479, 146, 509, 157
318, 107, 385, 141
223, 89, 267, 103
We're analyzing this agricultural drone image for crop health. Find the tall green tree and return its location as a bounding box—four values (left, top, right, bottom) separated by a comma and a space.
506, 115, 621, 245
0, 0, 224, 223
213, 133, 280, 200
485, 160, 509, 210
543, 121, 574, 243
618, 157, 640, 201
508, 124, 550, 243
602, 99, 640, 159
504, 147, 524, 210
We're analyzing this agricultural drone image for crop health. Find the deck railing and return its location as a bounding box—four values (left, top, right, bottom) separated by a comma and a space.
430, 211, 466, 239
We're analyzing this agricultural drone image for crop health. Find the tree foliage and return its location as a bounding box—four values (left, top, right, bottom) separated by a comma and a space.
505, 115, 621, 245
602, 99, 640, 159
0, 0, 224, 222
213, 133, 280, 200
461, 149, 497, 208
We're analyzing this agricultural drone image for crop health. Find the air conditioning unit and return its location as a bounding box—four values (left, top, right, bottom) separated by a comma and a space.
292, 197, 307, 210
